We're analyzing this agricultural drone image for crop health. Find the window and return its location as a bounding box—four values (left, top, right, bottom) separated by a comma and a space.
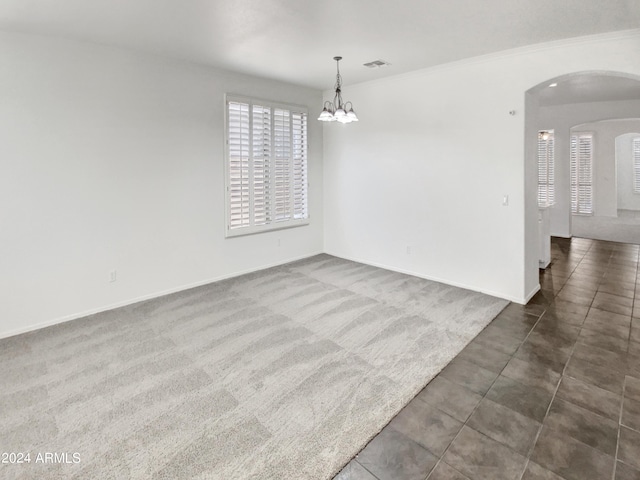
537, 130, 555, 207
570, 132, 593, 215
634, 137, 640, 193
225, 96, 308, 236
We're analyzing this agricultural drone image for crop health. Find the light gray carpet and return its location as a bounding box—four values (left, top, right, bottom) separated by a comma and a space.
1, 254, 508, 480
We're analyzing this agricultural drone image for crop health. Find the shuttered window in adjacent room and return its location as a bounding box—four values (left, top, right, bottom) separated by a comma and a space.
537, 130, 555, 207
225, 96, 308, 236
633, 137, 640, 193
570, 132, 593, 215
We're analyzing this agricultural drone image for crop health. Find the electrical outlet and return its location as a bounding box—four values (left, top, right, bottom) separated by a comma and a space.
109, 270, 117, 282
406, 246, 412, 255
277, 238, 281, 247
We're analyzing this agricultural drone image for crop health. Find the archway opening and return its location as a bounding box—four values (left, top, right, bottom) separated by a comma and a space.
523, 71, 640, 295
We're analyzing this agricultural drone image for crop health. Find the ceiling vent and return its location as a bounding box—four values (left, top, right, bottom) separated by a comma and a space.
363, 60, 391, 68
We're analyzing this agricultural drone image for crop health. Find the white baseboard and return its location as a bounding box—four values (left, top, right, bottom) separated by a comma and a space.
324, 250, 524, 304
522, 284, 541, 305
3, 250, 534, 340
0, 251, 323, 340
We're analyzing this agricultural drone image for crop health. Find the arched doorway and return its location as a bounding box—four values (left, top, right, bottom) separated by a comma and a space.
524, 72, 640, 285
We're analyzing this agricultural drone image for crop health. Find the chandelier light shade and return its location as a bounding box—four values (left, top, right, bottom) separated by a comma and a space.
318, 56, 358, 124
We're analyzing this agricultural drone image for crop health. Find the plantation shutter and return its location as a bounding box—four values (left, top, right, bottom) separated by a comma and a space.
634, 138, 640, 193
252, 105, 271, 226
273, 108, 292, 222
537, 131, 554, 207
228, 101, 250, 229
226, 96, 308, 236
292, 113, 308, 219
570, 133, 593, 215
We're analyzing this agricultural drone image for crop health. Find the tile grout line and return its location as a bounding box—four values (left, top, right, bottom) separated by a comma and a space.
516, 238, 583, 480
613, 376, 627, 480
428, 303, 551, 480
356, 299, 539, 479
613, 247, 640, 479
601, 243, 634, 480
352, 459, 381, 480
554, 240, 600, 306
344, 269, 516, 480
357, 240, 639, 480
518, 242, 599, 480
516, 322, 584, 480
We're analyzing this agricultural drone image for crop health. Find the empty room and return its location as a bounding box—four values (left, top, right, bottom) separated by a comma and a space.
2, 1, 640, 479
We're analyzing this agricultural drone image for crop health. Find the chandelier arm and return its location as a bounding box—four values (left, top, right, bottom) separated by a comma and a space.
334, 88, 343, 110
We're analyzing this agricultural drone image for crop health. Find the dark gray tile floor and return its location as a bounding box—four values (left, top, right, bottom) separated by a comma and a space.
334, 237, 640, 480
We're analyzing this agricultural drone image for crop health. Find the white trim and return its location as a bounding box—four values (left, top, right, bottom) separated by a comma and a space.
0, 252, 323, 340
334, 29, 640, 92
570, 131, 595, 215
224, 94, 309, 237
1, 249, 529, 340
226, 218, 310, 237
225, 94, 308, 115
523, 284, 541, 305
537, 129, 555, 208
323, 250, 525, 304
633, 137, 640, 193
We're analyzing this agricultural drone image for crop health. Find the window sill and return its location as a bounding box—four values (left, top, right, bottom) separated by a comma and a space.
225, 219, 310, 238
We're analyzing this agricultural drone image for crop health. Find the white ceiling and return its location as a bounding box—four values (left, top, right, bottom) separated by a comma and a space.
538, 75, 640, 106
0, 0, 639, 90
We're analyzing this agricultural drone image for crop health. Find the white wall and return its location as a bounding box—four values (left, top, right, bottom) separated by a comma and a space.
617, 131, 640, 210
0, 31, 324, 338
536, 101, 640, 236
323, 30, 640, 303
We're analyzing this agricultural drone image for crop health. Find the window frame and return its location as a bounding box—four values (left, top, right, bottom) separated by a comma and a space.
224, 94, 309, 238
570, 131, 594, 216
537, 130, 555, 208
633, 137, 640, 194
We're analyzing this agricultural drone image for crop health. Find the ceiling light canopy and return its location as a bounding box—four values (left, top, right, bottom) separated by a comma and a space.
318, 56, 358, 124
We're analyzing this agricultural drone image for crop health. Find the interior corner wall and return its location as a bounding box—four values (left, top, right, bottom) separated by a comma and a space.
536, 101, 640, 236
323, 30, 640, 304
0, 31, 324, 338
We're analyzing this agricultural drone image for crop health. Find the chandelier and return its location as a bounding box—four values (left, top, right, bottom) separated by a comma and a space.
318, 56, 358, 124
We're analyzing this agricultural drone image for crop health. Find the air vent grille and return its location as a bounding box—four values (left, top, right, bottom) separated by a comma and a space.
363, 60, 391, 68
